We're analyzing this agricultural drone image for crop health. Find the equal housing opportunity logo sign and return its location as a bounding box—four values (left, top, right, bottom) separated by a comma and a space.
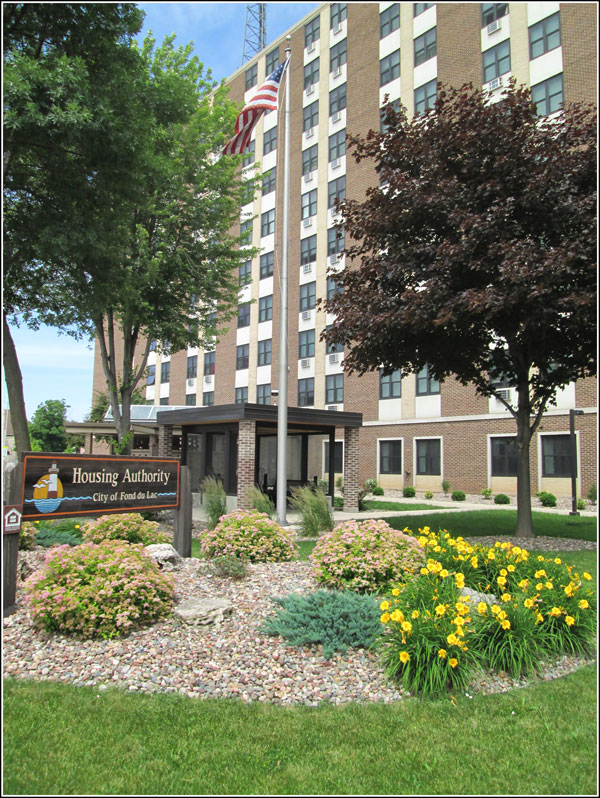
20, 453, 180, 520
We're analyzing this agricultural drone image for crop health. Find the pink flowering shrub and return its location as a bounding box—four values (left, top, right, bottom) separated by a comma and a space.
309, 519, 426, 593
199, 509, 298, 563
81, 513, 171, 546
24, 539, 174, 639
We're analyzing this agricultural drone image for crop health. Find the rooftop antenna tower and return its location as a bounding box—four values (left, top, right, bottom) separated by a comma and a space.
242, 3, 266, 64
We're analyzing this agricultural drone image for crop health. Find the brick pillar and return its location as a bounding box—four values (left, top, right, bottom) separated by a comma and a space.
158, 424, 173, 457
344, 427, 360, 513
84, 432, 93, 454
237, 419, 256, 510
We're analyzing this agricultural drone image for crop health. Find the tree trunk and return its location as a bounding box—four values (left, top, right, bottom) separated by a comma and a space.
2, 317, 31, 455
514, 390, 534, 538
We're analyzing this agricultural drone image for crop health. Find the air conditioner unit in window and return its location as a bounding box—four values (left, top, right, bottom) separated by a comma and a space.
301, 358, 310, 369
301, 310, 312, 321
333, 66, 342, 78
496, 388, 511, 402
331, 111, 341, 123
303, 171, 314, 183
331, 157, 340, 169
329, 253, 339, 264
487, 75, 503, 91
307, 41, 316, 54
186, 378, 196, 387
204, 375, 213, 385
487, 18, 502, 35
328, 353, 339, 364
305, 127, 314, 138
327, 405, 338, 411
303, 217, 313, 228
333, 23, 342, 35
302, 263, 312, 274
306, 84, 314, 95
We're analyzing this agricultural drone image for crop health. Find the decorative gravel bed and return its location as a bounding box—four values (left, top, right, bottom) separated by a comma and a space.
3, 542, 596, 706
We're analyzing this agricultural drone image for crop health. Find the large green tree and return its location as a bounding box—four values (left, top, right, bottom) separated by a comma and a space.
28, 399, 69, 452
325, 82, 596, 537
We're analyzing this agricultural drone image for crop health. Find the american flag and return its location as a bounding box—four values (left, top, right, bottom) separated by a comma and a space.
222, 59, 289, 156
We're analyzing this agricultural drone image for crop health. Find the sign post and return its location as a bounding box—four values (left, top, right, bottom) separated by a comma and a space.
3, 463, 24, 616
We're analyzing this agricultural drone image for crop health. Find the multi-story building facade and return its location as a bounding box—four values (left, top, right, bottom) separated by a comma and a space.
91, 2, 597, 498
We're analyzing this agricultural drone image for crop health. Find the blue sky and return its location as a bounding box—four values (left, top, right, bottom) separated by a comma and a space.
4, 2, 319, 423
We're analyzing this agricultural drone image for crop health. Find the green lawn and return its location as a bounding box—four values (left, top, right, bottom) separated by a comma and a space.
360, 500, 446, 512
3, 663, 596, 796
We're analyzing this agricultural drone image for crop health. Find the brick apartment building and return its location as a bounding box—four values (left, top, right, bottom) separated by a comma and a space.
91, 2, 597, 500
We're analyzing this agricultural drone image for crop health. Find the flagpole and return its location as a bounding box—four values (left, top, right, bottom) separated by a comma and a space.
276, 38, 291, 525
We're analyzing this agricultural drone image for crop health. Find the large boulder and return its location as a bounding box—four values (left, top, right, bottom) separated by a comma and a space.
145, 543, 183, 571
174, 597, 234, 626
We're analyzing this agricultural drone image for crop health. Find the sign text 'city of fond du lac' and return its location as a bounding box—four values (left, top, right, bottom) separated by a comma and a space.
20, 453, 180, 520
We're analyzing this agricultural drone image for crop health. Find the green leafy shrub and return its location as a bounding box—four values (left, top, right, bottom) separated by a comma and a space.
199, 510, 298, 563
261, 590, 382, 659
24, 540, 174, 639
586, 483, 596, 504
481, 488, 493, 500
424, 490, 434, 500
372, 486, 384, 496
451, 490, 466, 502
441, 479, 451, 495
201, 476, 227, 529
209, 554, 248, 580
288, 485, 334, 538
333, 495, 344, 508
247, 485, 275, 518
35, 528, 82, 548
475, 599, 543, 680
309, 519, 426, 594
81, 513, 171, 546
539, 491, 557, 508
335, 475, 344, 492
576, 498, 587, 511
402, 486, 416, 498
364, 478, 378, 493
494, 493, 510, 505
19, 522, 37, 551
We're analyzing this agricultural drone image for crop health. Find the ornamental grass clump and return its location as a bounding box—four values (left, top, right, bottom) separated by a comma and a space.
199, 509, 298, 563
288, 485, 334, 537
81, 513, 171, 546
309, 519, 426, 593
24, 540, 174, 639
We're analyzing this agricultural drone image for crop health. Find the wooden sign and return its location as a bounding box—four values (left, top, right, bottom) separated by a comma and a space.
3, 505, 23, 534
19, 453, 180, 521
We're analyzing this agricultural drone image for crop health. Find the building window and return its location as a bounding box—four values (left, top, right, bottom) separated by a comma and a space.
240, 218, 253, 243
236, 344, 249, 371
481, 3, 508, 28
416, 439, 441, 475
329, 83, 347, 116
328, 175, 346, 209
531, 73, 563, 116
259, 295, 273, 323
185, 394, 196, 406
529, 12, 561, 60
160, 361, 170, 383
304, 57, 319, 90
258, 338, 271, 366
235, 386, 248, 404
380, 98, 401, 130
326, 324, 344, 354
263, 126, 277, 155
186, 355, 198, 379
262, 167, 276, 196
301, 234, 317, 265
414, 80, 437, 115
149, 339, 157, 352
305, 15, 320, 48
159, 396, 169, 405
238, 302, 251, 328
325, 373, 344, 404
301, 188, 318, 220
327, 225, 345, 256
380, 4, 400, 38
257, 383, 271, 405
245, 62, 257, 91
303, 100, 319, 131
483, 39, 510, 83
380, 50, 400, 86
299, 329, 315, 359
331, 2, 347, 29
327, 276, 343, 300
302, 144, 318, 176
260, 251, 274, 279
300, 281, 316, 312
542, 434, 571, 477
265, 47, 279, 75
380, 440, 402, 474
330, 38, 347, 73
204, 351, 215, 376
491, 436, 517, 477
203, 391, 214, 407
239, 259, 252, 286
324, 441, 343, 473
416, 364, 440, 395
414, 27, 436, 67
298, 378, 314, 407
261, 208, 275, 237
146, 364, 155, 385
241, 139, 255, 168
380, 369, 402, 399
414, 3, 434, 16
329, 129, 346, 161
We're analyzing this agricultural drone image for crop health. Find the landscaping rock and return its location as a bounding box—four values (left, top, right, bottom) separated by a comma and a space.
461, 586, 498, 606
174, 597, 234, 626
145, 543, 183, 571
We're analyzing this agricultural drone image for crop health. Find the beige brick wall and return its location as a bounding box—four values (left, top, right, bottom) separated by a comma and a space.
561, 3, 598, 104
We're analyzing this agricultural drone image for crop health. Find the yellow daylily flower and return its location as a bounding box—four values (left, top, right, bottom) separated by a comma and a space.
565, 616, 575, 626
438, 648, 447, 659
399, 651, 410, 664
449, 658, 458, 669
